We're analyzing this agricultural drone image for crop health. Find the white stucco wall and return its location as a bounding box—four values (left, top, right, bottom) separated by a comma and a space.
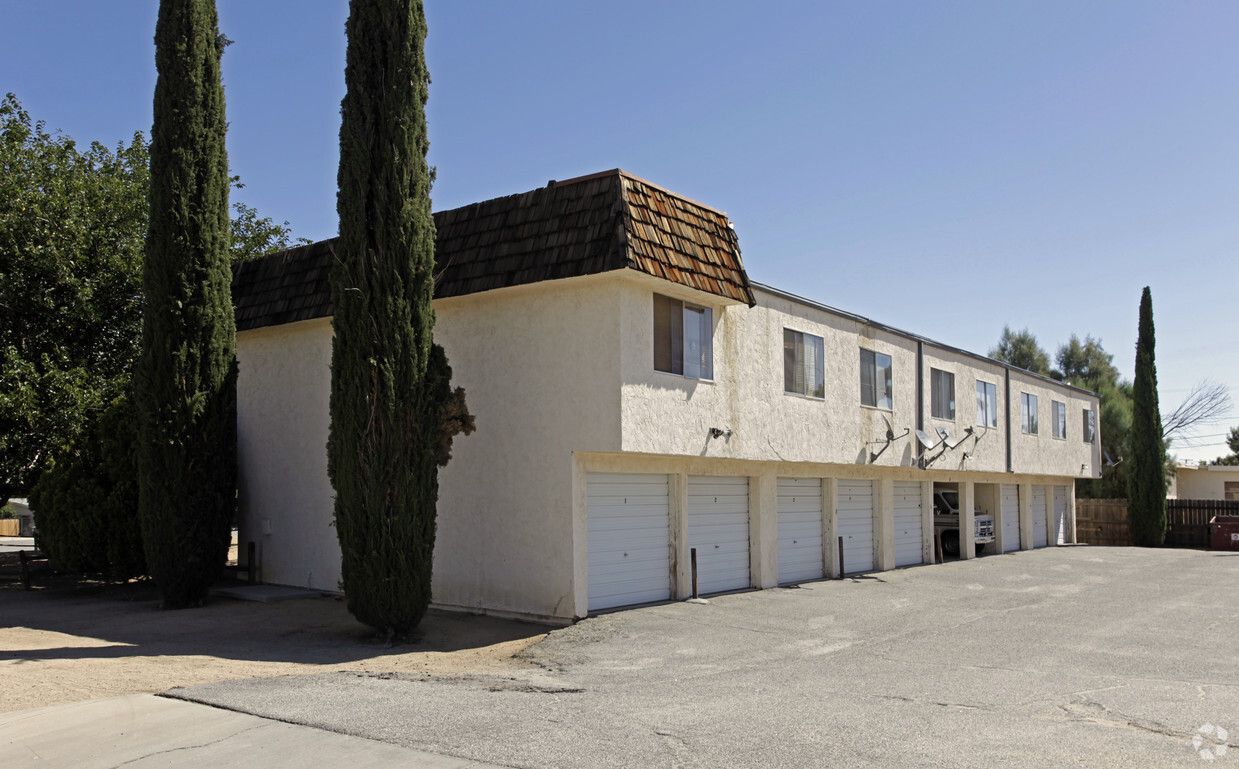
236, 268, 1100, 622
432, 275, 624, 620
1175, 466, 1239, 500
618, 281, 1100, 479
236, 317, 337, 592
1007, 370, 1101, 479
922, 348, 1008, 475
236, 275, 624, 620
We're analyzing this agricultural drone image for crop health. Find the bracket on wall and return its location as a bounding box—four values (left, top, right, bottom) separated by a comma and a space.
919, 425, 977, 468
868, 414, 910, 463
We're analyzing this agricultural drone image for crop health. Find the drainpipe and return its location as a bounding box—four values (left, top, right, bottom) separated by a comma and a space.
916, 341, 924, 468
1004, 367, 1013, 474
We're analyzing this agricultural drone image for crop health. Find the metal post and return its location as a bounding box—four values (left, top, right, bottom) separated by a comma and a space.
837, 536, 845, 578
690, 547, 698, 599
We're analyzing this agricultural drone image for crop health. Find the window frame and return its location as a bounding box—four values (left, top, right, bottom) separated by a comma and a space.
1021, 392, 1039, 435
976, 380, 998, 428
1083, 408, 1096, 444
860, 348, 893, 410
1051, 400, 1067, 440
930, 368, 956, 420
783, 328, 825, 399
653, 293, 714, 381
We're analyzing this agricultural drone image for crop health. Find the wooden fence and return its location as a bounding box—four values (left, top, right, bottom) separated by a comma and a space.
0, 519, 18, 537
1076, 499, 1132, 546
1075, 498, 1239, 548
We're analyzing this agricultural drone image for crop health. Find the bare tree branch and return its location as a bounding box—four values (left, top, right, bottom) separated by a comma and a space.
1162, 379, 1233, 441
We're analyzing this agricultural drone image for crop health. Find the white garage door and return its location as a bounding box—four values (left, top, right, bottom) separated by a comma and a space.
1001, 484, 1021, 552
893, 481, 923, 567
778, 477, 823, 584
587, 473, 671, 611
688, 476, 751, 594
1031, 486, 1049, 548
1054, 486, 1070, 545
837, 480, 875, 574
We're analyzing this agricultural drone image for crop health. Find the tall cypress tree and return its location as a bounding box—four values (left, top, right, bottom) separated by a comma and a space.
135, 0, 236, 607
1127, 287, 1166, 546
329, 0, 440, 637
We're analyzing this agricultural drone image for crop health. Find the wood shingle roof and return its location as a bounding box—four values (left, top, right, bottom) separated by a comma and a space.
233, 169, 753, 331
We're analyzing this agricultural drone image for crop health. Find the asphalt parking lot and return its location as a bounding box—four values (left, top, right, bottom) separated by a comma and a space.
172, 546, 1239, 768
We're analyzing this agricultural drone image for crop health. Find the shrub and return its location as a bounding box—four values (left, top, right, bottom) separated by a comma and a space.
29, 397, 145, 580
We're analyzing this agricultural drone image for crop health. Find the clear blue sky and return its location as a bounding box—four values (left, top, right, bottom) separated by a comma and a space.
4, 1, 1236, 461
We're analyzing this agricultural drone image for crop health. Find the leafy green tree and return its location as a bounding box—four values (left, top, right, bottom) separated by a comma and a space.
29, 396, 145, 580
1056, 335, 1121, 390
1213, 427, 1239, 466
135, 0, 236, 608
1051, 335, 1132, 499
0, 93, 300, 506
0, 95, 148, 504
330, 0, 473, 637
989, 326, 1052, 376
1127, 287, 1166, 546
1076, 379, 1133, 499
229, 192, 309, 262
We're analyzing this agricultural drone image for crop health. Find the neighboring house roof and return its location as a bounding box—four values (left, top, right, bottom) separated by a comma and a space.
233, 169, 753, 332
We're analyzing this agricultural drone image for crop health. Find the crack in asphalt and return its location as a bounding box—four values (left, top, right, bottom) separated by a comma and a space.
872, 693, 989, 710
1056, 697, 1189, 744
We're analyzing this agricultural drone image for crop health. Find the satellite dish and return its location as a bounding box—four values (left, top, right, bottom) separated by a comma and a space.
881, 414, 896, 441
936, 426, 953, 443
915, 429, 936, 450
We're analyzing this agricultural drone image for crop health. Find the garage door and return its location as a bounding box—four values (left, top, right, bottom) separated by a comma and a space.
1001, 484, 1021, 552
1031, 486, 1049, 548
587, 473, 671, 611
1054, 486, 1069, 545
893, 481, 923, 567
837, 480, 875, 574
778, 478, 823, 584
688, 476, 750, 594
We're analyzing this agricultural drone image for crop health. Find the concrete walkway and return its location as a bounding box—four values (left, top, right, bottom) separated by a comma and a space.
0, 694, 510, 769
0, 537, 35, 555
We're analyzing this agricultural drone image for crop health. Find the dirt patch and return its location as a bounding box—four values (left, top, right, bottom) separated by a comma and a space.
0, 552, 549, 714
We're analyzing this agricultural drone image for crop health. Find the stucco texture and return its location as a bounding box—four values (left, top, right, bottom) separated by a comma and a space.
236, 270, 1099, 622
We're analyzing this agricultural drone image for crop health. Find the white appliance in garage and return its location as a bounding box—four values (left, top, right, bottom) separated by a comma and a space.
688, 476, 751, 594
893, 481, 924, 567
837, 480, 875, 573
1001, 484, 1021, 552
586, 473, 672, 611
777, 477, 824, 583
1031, 485, 1049, 548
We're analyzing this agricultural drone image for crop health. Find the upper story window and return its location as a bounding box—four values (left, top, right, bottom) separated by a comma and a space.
1021, 392, 1039, 434
931, 368, 955, 420
1052, 400, 1067, 439
784, 329, 825, 398
860, 348, 893, 410
654, 294, 713, 379
976, 380, 998, 428
1083, 408, 1096, 444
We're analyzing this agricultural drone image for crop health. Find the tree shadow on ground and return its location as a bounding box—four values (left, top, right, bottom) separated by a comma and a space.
0, 551, 550, 667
